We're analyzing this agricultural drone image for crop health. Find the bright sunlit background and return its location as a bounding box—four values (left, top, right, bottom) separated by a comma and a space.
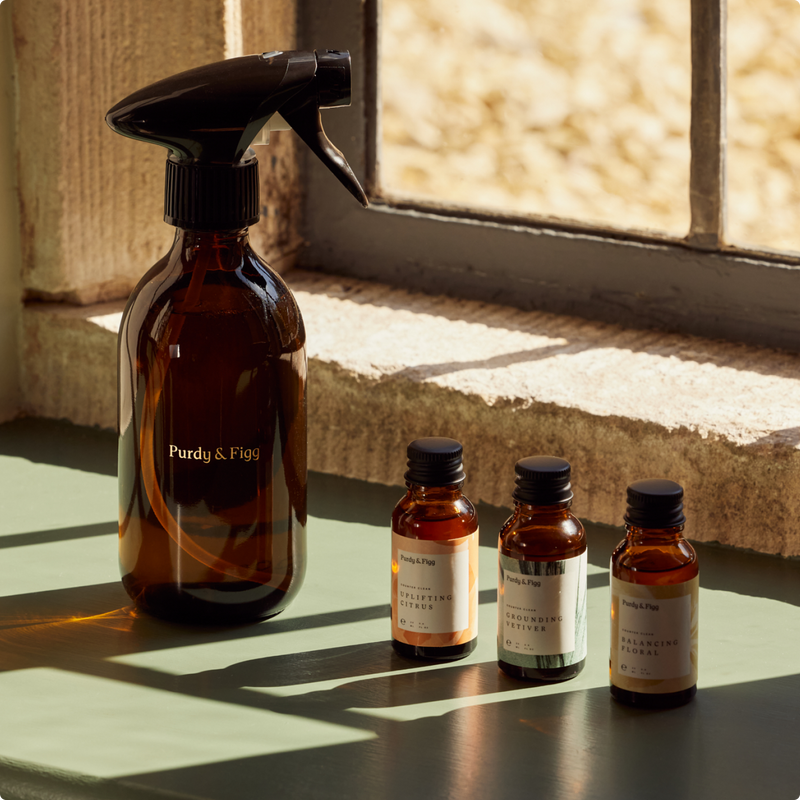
381, 0, 800, 252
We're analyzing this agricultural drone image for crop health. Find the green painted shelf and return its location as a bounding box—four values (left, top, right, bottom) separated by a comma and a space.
1, 419, 799, 800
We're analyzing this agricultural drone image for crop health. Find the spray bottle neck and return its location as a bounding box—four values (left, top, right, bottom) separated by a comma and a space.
171, 227, 255, 277
175, 227, 251, 246
164, 154, 260, 231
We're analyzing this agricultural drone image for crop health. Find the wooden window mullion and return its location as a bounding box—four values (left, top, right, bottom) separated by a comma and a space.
688, 0, 727, 249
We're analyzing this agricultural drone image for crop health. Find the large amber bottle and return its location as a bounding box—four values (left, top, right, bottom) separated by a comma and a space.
107, 51, 367, 623
117, 226, 307, 623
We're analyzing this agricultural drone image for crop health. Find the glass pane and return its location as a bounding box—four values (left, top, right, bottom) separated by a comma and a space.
380, 0, 691, 236
728, 0, 800, 253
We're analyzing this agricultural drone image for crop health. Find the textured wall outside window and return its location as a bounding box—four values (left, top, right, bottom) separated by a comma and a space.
0, 1, 22, 422
11, 0, 302, 306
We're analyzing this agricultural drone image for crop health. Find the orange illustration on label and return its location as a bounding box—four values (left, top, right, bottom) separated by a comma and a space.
391, 531, 479, 647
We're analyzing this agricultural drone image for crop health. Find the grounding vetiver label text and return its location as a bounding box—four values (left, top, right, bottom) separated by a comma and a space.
498, 552, 587, 669
168, 445, 260, 463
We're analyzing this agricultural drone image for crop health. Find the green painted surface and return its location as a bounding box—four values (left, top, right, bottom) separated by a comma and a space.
1, 419, 800, 799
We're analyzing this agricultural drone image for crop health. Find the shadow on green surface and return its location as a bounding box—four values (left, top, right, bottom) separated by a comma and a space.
0, 521, 118, 549
12, 417, 796, 604
0, 582, 508, 670
4, 674, 799, 800
179, 644, 524, 696
2, 618, 800, 800
0, 418, 117, 476
110, 673, 800, 800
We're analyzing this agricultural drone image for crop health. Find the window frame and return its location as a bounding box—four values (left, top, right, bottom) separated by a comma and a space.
299, 0, 800, 352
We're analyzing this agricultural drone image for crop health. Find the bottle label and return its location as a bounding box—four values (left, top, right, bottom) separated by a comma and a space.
610, 575, 699, 693
391, 531, 478, 647
497, 552, 587, 668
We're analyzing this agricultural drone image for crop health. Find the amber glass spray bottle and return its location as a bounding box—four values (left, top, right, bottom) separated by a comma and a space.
391, 438, 479, 660
106, 51, 367, 623
498, 457, 587, 681
610, 479, 699, 707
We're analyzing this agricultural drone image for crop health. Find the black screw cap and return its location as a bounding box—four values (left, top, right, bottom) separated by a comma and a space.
405, 437, 465, 487
512, 456, 573, 505
624, 479, 686, 528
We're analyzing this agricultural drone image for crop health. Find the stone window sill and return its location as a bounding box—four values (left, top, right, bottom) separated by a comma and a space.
21, 270, 800, 557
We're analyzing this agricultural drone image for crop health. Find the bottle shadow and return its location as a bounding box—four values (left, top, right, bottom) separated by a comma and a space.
0, 418, 117, 475
110, 672, 800, 800
0, 581, 508, 673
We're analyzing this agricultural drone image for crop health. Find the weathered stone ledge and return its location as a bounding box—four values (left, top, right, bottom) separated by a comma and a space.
20, 270, 800, 556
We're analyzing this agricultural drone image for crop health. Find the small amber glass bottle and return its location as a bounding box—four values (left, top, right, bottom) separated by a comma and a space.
498, 457, 587, 681
610, 479, 699, 708
391, 438, 479, 661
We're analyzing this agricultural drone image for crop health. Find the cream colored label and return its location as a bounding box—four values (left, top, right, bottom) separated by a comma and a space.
391, 531, 479, 647
396, 546, 469, 633
501, 552, 586, 657
610, 575, 699, 693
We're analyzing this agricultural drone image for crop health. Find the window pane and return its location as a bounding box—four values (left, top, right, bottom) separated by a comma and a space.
380, 0, 691, 236
728, 0, 800, 253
